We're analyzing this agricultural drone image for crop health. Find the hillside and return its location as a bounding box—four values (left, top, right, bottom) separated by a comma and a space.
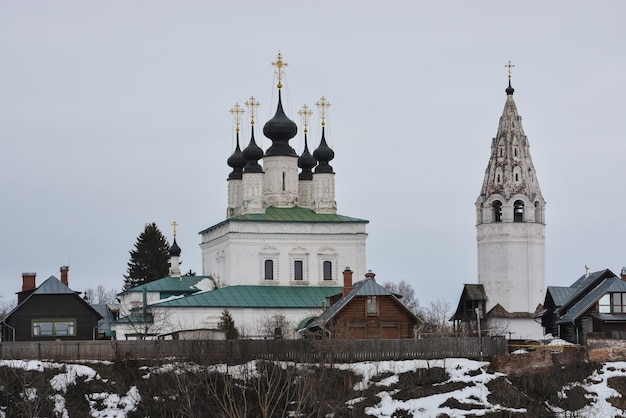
1, 357, 625, 417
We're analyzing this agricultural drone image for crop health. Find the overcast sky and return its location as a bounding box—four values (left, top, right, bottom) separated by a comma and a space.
1, 1, 624, 308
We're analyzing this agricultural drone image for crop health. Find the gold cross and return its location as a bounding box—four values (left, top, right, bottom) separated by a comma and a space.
272, 51, 288, 89
171, 221, 178, 238
244, 96, 260, 126
505, 61, 515, 79
315, 96, 331, 126
298, 104, 313, 134
229, 103, 245, 133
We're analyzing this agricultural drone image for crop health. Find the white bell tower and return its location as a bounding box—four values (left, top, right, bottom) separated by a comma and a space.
476, 64, 546, 316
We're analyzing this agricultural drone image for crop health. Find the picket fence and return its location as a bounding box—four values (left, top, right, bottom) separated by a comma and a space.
0, 337, 506, 363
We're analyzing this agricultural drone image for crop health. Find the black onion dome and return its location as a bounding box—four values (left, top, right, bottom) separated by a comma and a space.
242, 129, 264, 173
298, 133, 317, 180
227, 133, 246, 180
169, 239, 181, 257
505, 80, 515, 95
263, 90, 298, 157
313, 127, 334, 173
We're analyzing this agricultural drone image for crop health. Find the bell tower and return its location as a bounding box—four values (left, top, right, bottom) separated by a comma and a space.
476, 63, 546, 315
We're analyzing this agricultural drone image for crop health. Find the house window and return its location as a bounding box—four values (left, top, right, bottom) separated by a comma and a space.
366, 297, 378, 316
294, 260, 303, 280
599, 294, 611, 313
264, 260, 274, 280
323, 261, 332, 281
597, 293, 626, 313
613, 293, 626, 313
33, 320, 76, 337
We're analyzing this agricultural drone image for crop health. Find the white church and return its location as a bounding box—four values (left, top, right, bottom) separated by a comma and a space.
451, 72, 546, 340
113, 53, 369, 339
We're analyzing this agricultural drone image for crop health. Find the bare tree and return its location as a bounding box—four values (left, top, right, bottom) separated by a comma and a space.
420, 299, 453, 336
257, 313, 293, 339
83, 285, 118, 304
383, 280, 420, 315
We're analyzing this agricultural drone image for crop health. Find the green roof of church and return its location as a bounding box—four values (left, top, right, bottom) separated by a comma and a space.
199, 206, 368, 234
152, 285, 342, 309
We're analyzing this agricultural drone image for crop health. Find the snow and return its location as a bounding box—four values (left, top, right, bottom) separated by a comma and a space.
1, 356, 626, 416
192, 278, 215, 293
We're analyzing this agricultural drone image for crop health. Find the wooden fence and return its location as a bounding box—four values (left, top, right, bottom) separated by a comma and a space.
0, 337, 506, 363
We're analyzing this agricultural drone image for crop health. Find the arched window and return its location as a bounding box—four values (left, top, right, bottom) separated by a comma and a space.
264, 260, 274, 280
514, 200, 524, 222
323, 261, 332, 281
493, 201, 502, 222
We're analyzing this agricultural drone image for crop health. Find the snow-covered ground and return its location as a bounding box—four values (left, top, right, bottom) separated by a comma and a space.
1, 357, 626, 417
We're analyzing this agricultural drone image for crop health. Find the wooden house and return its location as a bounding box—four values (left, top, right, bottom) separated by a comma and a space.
304, 268, 421, 339
1, 268, 102, 341
537, 268, 626, 343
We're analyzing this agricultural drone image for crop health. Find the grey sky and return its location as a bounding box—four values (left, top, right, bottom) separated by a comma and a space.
1, 1, 624, 308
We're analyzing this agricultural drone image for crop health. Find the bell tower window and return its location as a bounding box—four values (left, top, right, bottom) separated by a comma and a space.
493, 201, 502, 222
514, 200, 524, 222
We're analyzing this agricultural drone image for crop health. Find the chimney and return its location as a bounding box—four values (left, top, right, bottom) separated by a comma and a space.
621, 267, 626, 281
22, 272, 37, 291
365, 269, 376, 281
342, 267, 353, 297
60, 266, 69, 286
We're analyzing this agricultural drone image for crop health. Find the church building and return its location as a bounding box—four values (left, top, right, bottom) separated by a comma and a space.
200, 53, 369, 288
452, 68, 546, 340
114, 53, 370, 339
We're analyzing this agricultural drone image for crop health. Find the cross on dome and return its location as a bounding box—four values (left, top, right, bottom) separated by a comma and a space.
505, 60, 515, 80
244, 96, 260, 126
315, 96, 331, 126
171, 221, 178, 238
298, 104, 313, 134
272, 52, 288, 89
229, 103, 245, 133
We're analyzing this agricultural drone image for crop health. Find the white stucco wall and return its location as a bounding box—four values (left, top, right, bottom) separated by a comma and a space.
477, 221, 546, 313
200, 220, 368, 287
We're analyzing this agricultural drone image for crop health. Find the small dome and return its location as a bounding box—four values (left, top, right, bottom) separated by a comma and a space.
169, 239, 181, 257
313, 127, 334, 173
242, 129, 264, 173
506, 80, 515, 95
298, 134, 317, 180
227, 133, 246, 180
263, 91, 298, 157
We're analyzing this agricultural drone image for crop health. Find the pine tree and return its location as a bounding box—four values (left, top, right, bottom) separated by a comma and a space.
218, 309, 239, 340
123, 222, 170, 290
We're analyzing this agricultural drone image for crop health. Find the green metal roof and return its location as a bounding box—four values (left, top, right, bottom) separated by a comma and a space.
153, 285, 342, 309
121, 276, 214, 294
199, 206, 368, 234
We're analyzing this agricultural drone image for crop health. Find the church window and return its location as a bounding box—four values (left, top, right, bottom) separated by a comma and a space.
493, 201, 502, 222
282, 172, 286, 191
294, 260, 303, 280
514, 200, 524, 222
366, 296, 378, 315
264, 260, 274, 280
323, 261, 332, 280
514, 148, 518, 157
515, 173, 519, 181
497, 174, 501, 183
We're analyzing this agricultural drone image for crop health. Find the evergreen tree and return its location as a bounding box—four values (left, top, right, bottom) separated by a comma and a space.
123, 222, 170, 290
218, 309, 239, 340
